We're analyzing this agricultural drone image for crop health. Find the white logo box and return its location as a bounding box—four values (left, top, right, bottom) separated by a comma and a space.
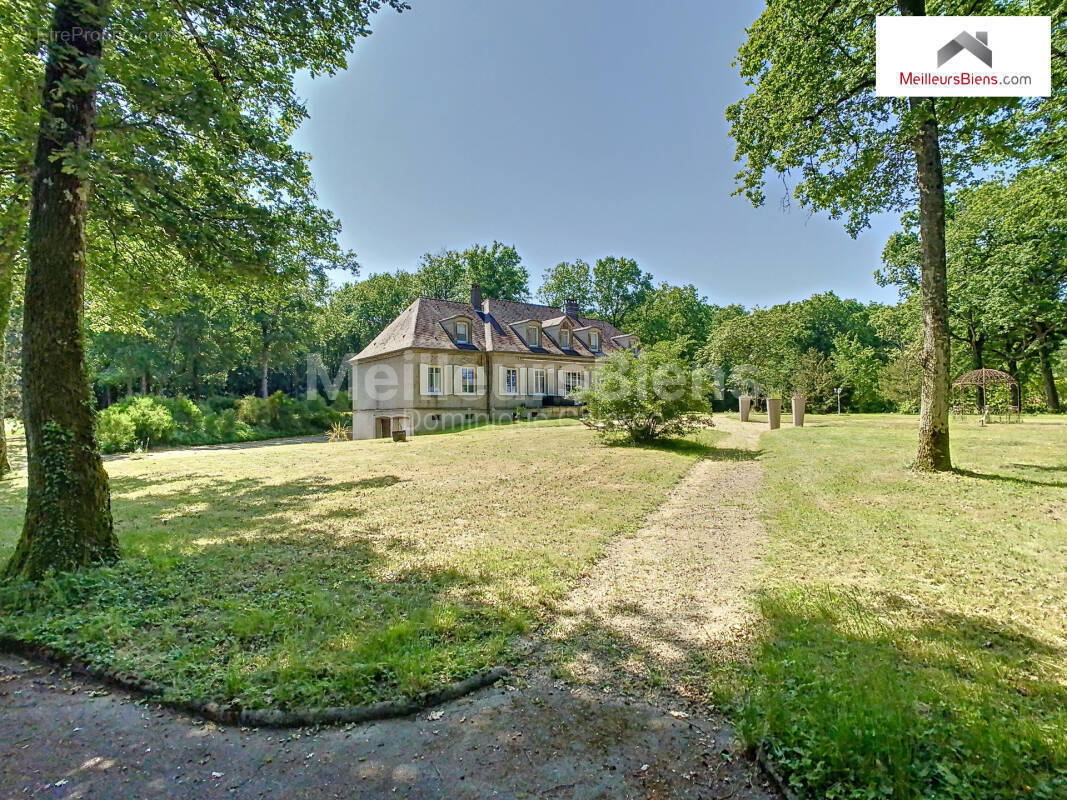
876, 15, 1051, 97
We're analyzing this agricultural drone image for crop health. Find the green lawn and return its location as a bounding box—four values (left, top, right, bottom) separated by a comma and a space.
742, 414, 1067, 800
0, 420, 719, 709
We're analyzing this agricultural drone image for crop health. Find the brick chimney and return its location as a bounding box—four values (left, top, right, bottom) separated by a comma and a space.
470, 283, 483, 309
563, 298, 579, 318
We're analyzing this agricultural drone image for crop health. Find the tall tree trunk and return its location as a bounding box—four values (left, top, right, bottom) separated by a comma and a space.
4, 0, 118, 579
1035, 323, 1061, 412
0, 250, 14, 478
900, 2, 951, 471
140, 371, 148, 395
260, 346, 270, 398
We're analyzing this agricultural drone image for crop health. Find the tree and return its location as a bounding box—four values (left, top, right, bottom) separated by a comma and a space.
4, 0, 405, 579
6, 0, 120, 578
537, 259, 593, 311
576, 339, 711, 443
415, 242, 529, 302
628, 283, 713, 357
727, 0, 1057, 470
880, 168, 1067, 411
591, 256, 652, 328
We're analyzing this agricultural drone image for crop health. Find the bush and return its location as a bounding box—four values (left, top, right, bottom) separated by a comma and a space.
204, 408, 255, 442
204, 395, 237, 413
96, 407, 136, 453
576, 340, 713, 442
332, 390, 351, 411
159, 395, 204, 433
95, 393, 342, 453
235, 394, 278, 428
105, 396, 176, 446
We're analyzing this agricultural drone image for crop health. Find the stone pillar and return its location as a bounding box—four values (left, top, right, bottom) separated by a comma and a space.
767, 397, 781, 430
792, 395, 806, 427
739, 395, 752, 422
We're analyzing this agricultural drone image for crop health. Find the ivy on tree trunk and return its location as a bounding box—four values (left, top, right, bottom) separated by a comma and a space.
4, 0, 119, 579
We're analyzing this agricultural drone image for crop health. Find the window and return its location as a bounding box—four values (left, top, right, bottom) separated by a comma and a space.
460, 367, 476, 394
527, 326, 539, 347
559, 328, 571, 348
464, 413, 475, 423
427, 365, 442, 394
533, 369, 546, 395
505, 368, 518, 394
590, 331, 600, 350
455, 320, 469, 344
564, 371, 583, 394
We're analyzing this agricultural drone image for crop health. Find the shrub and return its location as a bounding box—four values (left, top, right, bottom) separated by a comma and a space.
236, 394, 278, 428
95, 407, 136, 453
576, 339, 713, 442
204, 408, 254, 442
332, 390, 351, 411
204, 395, 237, 413
160, 395, 204, 433
106, 396, 176, 446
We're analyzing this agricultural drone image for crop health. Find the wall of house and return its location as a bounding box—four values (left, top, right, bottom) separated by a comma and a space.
350, 349, 597, 439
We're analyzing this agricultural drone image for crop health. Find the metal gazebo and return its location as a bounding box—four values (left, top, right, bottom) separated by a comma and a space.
951, 368, 1020, 423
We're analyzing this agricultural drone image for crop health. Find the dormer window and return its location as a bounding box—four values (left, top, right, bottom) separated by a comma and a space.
455, 320, 470, 344
559, 328, 571, 348
590, 331, 600, 351
527, 325, 540, 347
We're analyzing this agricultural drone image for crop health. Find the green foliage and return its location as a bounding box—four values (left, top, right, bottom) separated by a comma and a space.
577, 340, 712, 442
110, 396, 176, 447
538, 259, 594, 311
0, 422, 708, 709
94, 392, 342, 452
414, 242, 529, 302
591, 256, 652, 327
727, 0, 1046, 236
628, 283, 714, 357
95, 407, 137, 454
746, 418, 1067, 799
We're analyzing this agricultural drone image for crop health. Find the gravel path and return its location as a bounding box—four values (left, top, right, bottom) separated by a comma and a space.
551, 417, 766, 699
0, 418, 775, 800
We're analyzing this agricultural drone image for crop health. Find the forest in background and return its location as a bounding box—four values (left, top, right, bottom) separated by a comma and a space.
5, 187, 1058, 427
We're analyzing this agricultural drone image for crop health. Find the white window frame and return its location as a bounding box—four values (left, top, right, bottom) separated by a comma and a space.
460, 366, 476, 394
564, 371, 583, 394
527, 326, 539, 347
505, 367, 519, 395
559, 328, 571, 348
533, 369, 547, 395
455, 320, 470, 344
590, 331, 600, 350
426, 365, 443, 395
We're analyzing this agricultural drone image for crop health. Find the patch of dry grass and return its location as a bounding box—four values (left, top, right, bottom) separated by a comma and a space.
0, 420, 716, 709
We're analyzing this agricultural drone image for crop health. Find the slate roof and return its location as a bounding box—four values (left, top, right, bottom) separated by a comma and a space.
350, 296, 633, 362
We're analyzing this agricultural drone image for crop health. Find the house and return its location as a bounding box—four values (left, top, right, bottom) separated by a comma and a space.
347, 284, 638, 439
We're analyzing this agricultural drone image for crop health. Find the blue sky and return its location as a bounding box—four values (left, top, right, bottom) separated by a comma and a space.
290, 0, 900, 308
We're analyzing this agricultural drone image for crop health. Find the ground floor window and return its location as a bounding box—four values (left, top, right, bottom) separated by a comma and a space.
505, 367, 518, 394
461, 366, 476, 394
564, 371, 583, 393
427, 365, 442, 394
533, 369, 546, 395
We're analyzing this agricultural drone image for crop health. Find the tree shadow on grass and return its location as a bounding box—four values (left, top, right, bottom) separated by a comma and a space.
952, 467, 1067, 489
738, 587, 1067, 799
530, 578, 1067, 798
604, 436, 762, 462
